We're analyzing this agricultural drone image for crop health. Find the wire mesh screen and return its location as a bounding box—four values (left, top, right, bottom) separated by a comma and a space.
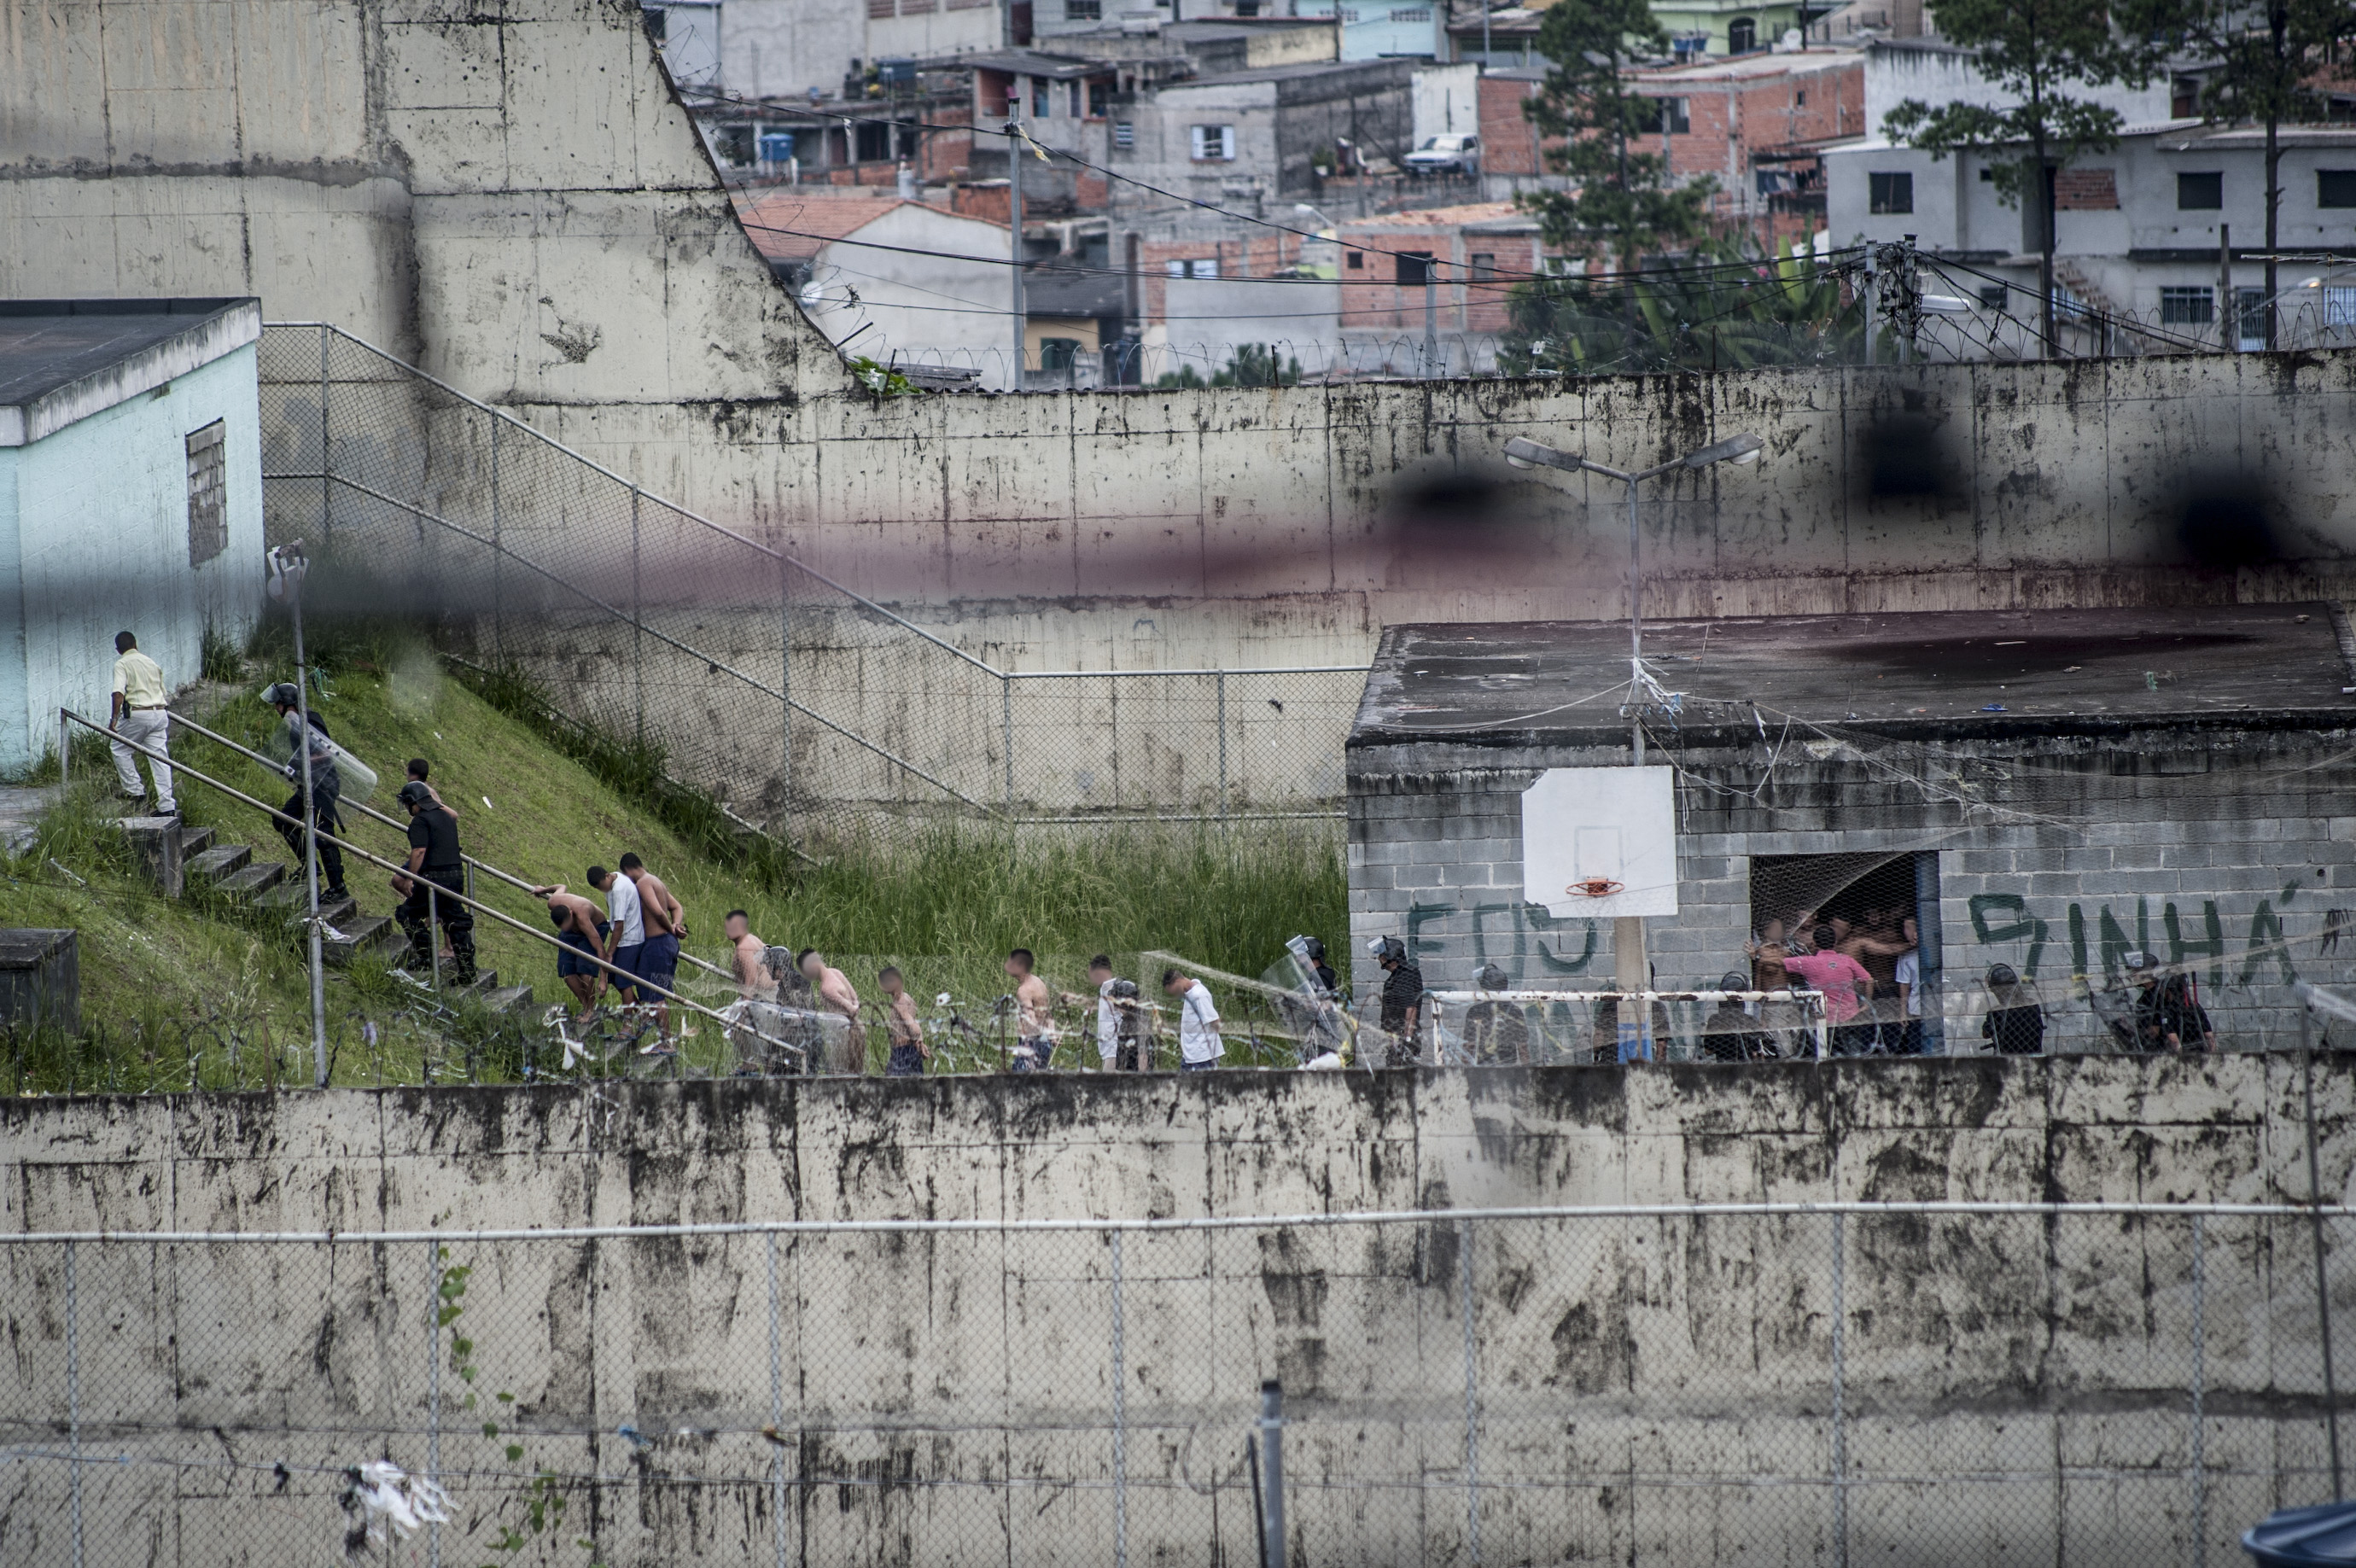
255, 325, 1361, 854
3, 1204, 2347, 1566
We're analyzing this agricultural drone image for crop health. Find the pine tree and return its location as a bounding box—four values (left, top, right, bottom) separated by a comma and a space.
1517, 0, 1717, 303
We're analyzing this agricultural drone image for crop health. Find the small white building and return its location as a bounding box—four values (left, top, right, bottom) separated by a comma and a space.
1826, 121, 2356, 353
736, 191, 1028, 385
0, 299, 264, 772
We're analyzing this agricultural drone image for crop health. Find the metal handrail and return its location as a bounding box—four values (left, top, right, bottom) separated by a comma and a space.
266, 322, 1377, 686
162, 706, 739, 983
265, 322, 1000, 676
62, 708, 811, 1064
296, 469, 991, 810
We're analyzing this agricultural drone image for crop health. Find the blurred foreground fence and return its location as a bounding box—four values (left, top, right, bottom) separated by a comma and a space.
255, 324, 1362, 853
3, 1201, 2348, 1565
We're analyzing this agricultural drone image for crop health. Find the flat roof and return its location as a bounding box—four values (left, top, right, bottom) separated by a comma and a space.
0, 299, 260, 447
1350, 606, 2356, 748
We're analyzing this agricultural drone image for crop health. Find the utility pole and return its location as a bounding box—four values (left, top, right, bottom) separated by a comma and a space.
1007, 114, 1026, 390
2219, 222, 2235, 353
1424, 256, 1439, 377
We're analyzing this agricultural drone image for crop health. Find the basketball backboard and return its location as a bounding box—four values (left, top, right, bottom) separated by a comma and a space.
1521, 767, 1679, 918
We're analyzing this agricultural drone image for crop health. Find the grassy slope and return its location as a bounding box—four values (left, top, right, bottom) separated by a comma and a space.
2, 646, 1346, 1083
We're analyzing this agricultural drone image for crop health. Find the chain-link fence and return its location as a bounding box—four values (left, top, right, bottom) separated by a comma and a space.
3, 1200, 2347, 1565
254, 324, 1360, 854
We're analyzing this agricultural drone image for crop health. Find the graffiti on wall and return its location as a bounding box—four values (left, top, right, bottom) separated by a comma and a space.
1406, 901, 1601, 972
1967, 887, 2306, 989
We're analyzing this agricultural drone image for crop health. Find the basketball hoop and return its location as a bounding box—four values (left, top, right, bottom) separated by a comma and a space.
1565, 877, 1625, 898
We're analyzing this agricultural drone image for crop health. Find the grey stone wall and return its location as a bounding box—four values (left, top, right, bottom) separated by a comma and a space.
1348, 722, 2356, 1051
2, 1063, 2353, 1565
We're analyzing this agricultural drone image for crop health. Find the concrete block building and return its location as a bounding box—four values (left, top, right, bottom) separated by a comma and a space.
0, 300, 264, 772
1347, 605, 2356, 1052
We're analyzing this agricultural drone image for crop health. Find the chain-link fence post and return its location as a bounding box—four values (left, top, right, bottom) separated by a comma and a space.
318, 327, 330, 543
1459, 1216, 1481, 1565
2305, 1006, 2347, 1498
1002, 677, 1015, 832
791, 553, 801, 824
768, 1232, 788, 1568
1831, 1211, 1847, 1568
1111, 1228, 1128, 1568
489, 413, 501, 665
631, 486, 644, 745
428, 1241, 442, 1568
1259, 1379, 1286, 1568
65, 1237, 81, 1568
2192, 1213, 2207, 1568
1216, 670, 1229, 831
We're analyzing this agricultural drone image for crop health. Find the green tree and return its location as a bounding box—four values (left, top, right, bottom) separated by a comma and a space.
1517, 0, 1718, 284
2181, 0, 2356, 345
1884, 0, 2171, 353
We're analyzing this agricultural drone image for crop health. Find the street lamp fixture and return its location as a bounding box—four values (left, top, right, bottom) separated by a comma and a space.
1500, 428, 1768, 746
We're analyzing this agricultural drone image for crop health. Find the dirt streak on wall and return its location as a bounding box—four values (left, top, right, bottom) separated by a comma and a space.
12, 5, 2356, 681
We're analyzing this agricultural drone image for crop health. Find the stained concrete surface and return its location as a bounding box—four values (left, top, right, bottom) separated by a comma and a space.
2, 1057, 2349, 1564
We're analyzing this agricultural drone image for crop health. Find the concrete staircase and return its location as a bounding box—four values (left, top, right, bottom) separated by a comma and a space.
180, 824, 534, 1016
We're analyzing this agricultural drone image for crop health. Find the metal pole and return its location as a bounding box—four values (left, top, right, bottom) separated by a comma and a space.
427, 1240, 442, 1568
1009, 116, 1026, 388
66, 1238, 81, 1568
1831, 1212, 1848, 1568
1620, 473, 1649, 1058
791, 555, 801, 837
2306, 1006, 2346, 1499
58, 708, 69, 787
632, 486, 644, 744
1459, 1218, 1481, 1565
429, 885, 442, 993
489, 414, 500, 664
769, 1233, 788, 1568
2219, 224, 2235, 353
1216, 671, 1229, 829
1425, 259, 1439, 377
1258, 1379, 1287, 1568
1862, 248, 1876, 366
1112, 1229, 1128, 1568
2192, 1213, 2207, 1568
319, 327, 331, 540
291, 582, 329, 1087
1002, 677, 1015, 829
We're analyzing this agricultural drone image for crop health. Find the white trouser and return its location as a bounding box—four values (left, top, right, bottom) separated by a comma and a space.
109, 708, 175, 810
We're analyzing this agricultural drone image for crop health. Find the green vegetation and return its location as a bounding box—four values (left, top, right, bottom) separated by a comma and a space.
0, 621, 1346, 1088
1154, 344, 1307, 389
1499, 239, 1861, 377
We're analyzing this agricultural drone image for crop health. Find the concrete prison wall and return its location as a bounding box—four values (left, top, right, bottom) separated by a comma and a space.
17, 7, 2356, 681
2, 1057, 2353, 1564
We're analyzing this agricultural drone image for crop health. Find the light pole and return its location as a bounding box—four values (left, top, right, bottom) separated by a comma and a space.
266, 541, 330, 1087
1503, 430, 1764, 1055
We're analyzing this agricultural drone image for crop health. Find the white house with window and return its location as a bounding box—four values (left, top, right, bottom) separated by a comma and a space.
1826, 122, 2356, 353
1109, 57, 1417, 203
0, 299, 264, 772
1289, 0, 1442, 61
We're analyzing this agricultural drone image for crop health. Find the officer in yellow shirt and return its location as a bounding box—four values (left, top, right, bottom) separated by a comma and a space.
108, 631, 176, 814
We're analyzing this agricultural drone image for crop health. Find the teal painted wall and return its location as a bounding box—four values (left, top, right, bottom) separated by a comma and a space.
1, 342, 262, 771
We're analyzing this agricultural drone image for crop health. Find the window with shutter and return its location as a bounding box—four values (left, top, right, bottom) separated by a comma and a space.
186, 422, 228, 568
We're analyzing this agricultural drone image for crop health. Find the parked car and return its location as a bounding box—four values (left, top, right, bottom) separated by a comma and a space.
1403, 134, 1479, 177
